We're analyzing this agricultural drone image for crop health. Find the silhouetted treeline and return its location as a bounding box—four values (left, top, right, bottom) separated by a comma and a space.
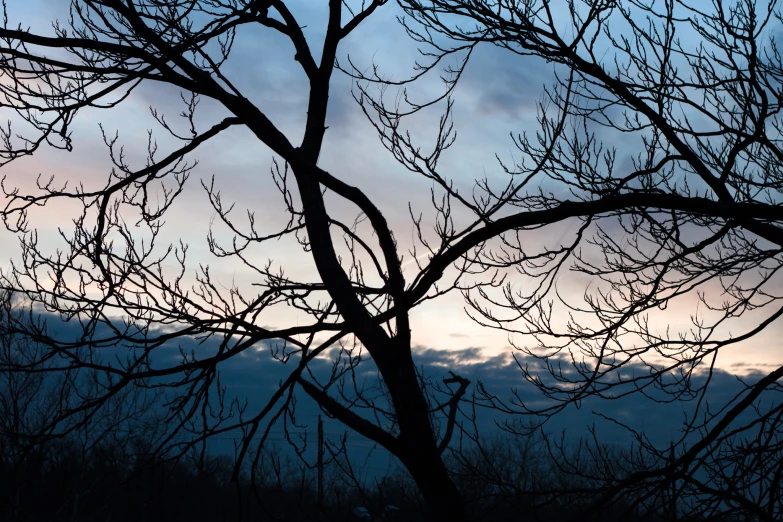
0, 430, 754, 522
0, 437, 237, 522
0, 432, 414, 522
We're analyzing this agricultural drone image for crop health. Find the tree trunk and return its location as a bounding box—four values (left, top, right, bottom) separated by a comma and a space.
401, 444, 469, 522
292, 166, 467, 518
380, 344, 469, 522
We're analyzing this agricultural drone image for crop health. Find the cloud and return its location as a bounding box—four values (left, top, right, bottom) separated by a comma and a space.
458, 45, 556, 121
6, 306, 781, 487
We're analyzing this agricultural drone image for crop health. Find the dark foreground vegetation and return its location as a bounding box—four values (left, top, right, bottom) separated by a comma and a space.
0, 432, 754, 522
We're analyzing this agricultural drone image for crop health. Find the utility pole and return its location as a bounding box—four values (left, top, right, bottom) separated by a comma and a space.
317, 414, 324, 515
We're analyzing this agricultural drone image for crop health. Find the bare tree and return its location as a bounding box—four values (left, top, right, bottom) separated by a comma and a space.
2, 0, 780, 519
384, 0, 783, 519
0, 2, 475, 520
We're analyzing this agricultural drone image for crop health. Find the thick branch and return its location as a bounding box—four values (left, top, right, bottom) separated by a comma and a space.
409, 193, 783, 307
437, 372, 470, 454
297, 376, 401, 454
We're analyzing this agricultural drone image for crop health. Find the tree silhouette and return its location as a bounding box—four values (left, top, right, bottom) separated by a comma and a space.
0, 1, 470, 520
391, 0, 783, 519
0, 289, 168, 520
0, 0, 781, 520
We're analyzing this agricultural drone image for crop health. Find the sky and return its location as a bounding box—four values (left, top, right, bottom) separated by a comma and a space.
1, 0, 782, 466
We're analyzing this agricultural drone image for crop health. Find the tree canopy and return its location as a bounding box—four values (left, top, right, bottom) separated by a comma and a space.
0, 0, 782, 520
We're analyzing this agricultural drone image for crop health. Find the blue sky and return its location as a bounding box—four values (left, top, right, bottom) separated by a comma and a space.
1, 0, 782, 478
3, 0, 779, 371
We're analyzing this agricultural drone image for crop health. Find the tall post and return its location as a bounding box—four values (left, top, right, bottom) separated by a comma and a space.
317, 414, 324, 514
